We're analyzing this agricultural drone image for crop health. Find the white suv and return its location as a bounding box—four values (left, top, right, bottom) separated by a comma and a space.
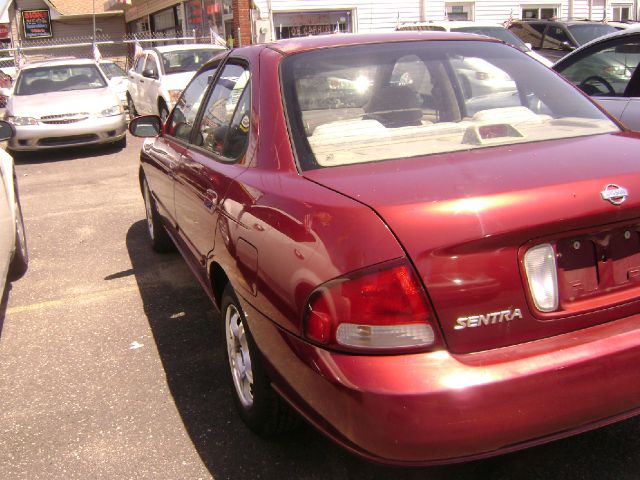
127, 44, 226, 122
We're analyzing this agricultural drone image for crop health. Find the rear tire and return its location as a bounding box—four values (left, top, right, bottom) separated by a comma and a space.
127, 94, 138, 122
142, 177, 174, 253
8, 181, 28, 281
222, 284, 299, 435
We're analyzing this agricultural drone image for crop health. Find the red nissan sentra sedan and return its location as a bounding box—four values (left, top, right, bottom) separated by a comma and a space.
130, 31, 640, 465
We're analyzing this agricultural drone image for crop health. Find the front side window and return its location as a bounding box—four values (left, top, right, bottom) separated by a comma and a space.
195, 63, 250, 158
556, 38, 640, 97
166, 64, 219, 141
15, 65, 107, 95
134, 55, 146, 74
282, 41, 618, 171
144, 55, 159, 76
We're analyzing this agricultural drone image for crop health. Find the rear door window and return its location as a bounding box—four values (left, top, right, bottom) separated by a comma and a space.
543, 26, 572, 50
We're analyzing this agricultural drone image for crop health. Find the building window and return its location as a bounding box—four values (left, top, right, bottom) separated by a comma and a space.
185, 0, 224, 38
273, 11, 352, 39
522, 6, 558, 20
152, 7, 179, 35
613, 4, 632, 20
446, 3, 475, 21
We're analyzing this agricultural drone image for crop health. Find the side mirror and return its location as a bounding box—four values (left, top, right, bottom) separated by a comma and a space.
0, 120, 15, 142
525, 42, 533, 50
129, 115, 161, 137
0, 87, 11, 97
142, 68, 158, 79
561, 41, 576, 51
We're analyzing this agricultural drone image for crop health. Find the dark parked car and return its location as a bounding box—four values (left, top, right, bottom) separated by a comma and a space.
554, 28, 640, 130
131, 31, 640, 465
509, 19, 617, 61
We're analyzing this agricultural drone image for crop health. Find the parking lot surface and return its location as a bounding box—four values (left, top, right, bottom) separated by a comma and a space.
2, 136, 640, 479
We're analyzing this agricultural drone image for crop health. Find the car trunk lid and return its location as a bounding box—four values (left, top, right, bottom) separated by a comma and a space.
303, 132, 640, 353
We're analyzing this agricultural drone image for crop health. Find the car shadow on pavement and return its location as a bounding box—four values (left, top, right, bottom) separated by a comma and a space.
125, 220, 640, 480
12, 142, 127, 165
0, 282, 10, 337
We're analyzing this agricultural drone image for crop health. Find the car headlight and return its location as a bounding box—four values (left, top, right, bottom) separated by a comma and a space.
6, 116, 38, 126
97, 105, 124, 117
168, 89, 182, 105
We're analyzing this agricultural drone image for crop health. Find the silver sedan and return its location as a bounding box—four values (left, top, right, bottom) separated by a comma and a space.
0, 120, 27, 293
3, 58, 127, 152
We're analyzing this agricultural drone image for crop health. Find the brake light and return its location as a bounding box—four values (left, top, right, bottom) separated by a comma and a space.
304, 259, 440, 353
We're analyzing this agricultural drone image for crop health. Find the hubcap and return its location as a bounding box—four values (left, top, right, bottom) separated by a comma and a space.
143, 182, 155, 240
225, 302, 254, 408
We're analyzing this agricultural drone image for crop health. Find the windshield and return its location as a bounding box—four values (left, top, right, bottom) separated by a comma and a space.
15, 65, 107, 95
100, 62, 126, 79
282, 40, 618, 171
160, 49, 219, 74
568, 24, 617, 45
452, 26, 529, 51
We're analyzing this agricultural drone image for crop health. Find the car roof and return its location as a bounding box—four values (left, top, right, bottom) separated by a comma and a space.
515, 18, 610, 26
21, 57, 98, 70
266, 31, 499, 55
554, 28, 640, 66
150, 43, 227, 53
398, 21, 507, 31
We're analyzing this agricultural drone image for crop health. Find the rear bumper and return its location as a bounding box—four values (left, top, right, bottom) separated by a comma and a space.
243, 298, 640, 465
8, 114, 127, 151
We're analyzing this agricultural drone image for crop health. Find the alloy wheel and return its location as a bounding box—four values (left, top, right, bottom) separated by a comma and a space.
225, 302, 254, 408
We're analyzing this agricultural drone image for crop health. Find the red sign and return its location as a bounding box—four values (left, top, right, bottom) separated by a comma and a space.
0, 24, 10, 39
22, 10, 53, 39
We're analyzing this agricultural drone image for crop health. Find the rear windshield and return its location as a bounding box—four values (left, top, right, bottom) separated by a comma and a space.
160, 49, 220, 74
452, 26, 529, 51
568, 24, 617, 45
281, 40, 618, 171
15, 65, 107, 95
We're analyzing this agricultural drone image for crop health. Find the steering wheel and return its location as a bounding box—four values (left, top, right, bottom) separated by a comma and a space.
579, 75, 615, 96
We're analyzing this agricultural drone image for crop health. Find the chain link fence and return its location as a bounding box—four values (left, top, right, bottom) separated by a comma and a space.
0, 30, 219, 74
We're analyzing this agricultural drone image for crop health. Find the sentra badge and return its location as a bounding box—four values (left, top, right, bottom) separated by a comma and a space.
601, 184, 628, 206
455, 309, 523, 330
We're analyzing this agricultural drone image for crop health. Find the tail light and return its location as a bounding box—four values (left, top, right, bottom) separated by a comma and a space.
523, 243, 559, 312
303, 259, 441, 353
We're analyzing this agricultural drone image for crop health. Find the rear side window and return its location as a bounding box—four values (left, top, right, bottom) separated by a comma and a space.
510, 22, 544, 48
543, 26, 571, 50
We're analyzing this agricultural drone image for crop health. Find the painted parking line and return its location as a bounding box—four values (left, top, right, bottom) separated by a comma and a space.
6, 284, 140, 315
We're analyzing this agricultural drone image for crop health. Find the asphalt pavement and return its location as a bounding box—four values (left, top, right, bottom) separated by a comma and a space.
1, 135, 640, 479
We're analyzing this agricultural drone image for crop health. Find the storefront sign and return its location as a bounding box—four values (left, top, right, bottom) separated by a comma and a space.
0, 24, 9, 39
22, 9, 53, 39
